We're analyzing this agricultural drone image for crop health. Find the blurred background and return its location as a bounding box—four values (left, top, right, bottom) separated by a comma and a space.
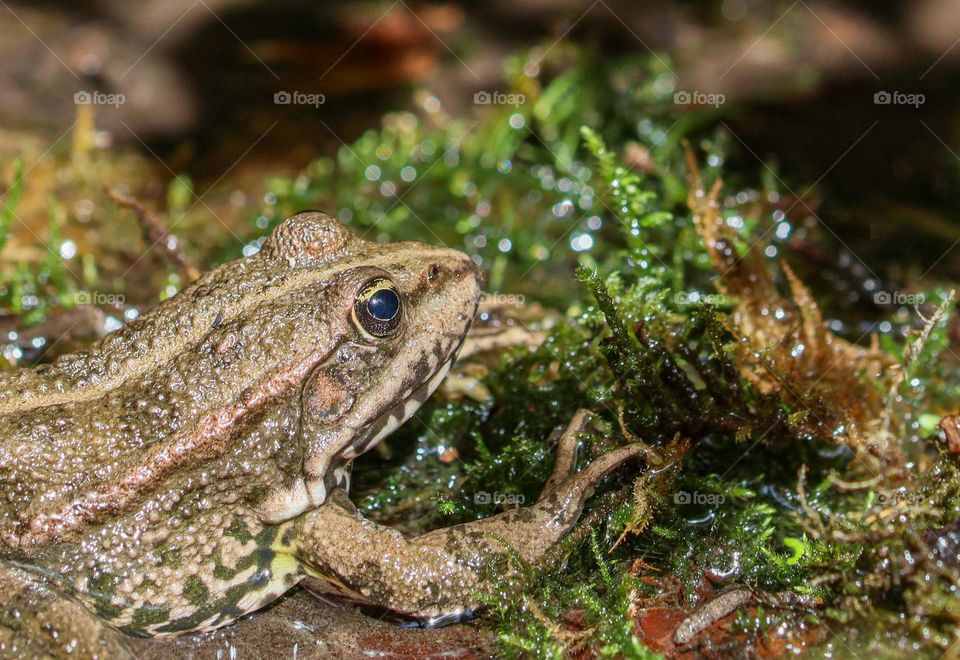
0, 0, 958, 376
2, 1, 960, 278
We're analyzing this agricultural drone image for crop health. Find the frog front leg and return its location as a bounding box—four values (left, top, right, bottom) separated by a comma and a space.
295, 410, 644, 619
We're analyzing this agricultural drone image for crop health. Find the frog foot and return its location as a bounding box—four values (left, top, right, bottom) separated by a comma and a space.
296, 409, 644, 620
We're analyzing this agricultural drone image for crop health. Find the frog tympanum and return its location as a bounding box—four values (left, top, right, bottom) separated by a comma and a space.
0, 212, 642, 657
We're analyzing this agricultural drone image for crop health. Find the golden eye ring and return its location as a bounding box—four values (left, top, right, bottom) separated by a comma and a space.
352, 278, 402, 339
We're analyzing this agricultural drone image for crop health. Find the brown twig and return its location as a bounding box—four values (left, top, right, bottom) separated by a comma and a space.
106, 187, 200, 283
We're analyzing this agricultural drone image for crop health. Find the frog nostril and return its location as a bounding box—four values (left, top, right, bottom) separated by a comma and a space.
427, 264, 441, 282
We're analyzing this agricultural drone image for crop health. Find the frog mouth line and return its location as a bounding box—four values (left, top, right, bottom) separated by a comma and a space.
307, 355, 455, 511
259, 295, 476, 525
259, 345, 461, 525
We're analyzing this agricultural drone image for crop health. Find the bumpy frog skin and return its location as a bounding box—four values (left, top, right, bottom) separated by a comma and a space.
0, 212, 642, 658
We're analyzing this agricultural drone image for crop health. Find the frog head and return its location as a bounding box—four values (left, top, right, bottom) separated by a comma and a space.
253, 212, 483, 522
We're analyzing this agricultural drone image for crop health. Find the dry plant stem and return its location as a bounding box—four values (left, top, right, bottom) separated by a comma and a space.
826, 473, 882, 492
682, 140, 898, 472
106, 187, 201, 283
878, 290, 956, 447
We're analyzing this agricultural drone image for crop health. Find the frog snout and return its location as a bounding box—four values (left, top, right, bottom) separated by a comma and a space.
425, 254, 485, 289
468, 258, 488, 288
451, 257, 485, 299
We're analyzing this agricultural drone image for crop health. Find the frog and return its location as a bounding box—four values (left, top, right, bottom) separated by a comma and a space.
0, 212, 644, 657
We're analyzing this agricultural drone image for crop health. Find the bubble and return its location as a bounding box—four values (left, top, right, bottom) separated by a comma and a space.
59, 240, 77, 259
652, 73, 677, 97
423, 95, 441, 113
75, 199, 95, 222
552, 200, 574, 218
570, 234, 594, 252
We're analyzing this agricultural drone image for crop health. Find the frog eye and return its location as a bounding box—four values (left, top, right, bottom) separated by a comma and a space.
353, 278, 402, 339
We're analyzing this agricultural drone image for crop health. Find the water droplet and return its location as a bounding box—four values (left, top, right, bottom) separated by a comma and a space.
570, 234, 594, 252
59, 240, 77, 259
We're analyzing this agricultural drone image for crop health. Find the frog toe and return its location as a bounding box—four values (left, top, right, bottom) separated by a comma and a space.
538, 409, 646, 521
540, 408, 594, 499
535, 442, 646, 530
